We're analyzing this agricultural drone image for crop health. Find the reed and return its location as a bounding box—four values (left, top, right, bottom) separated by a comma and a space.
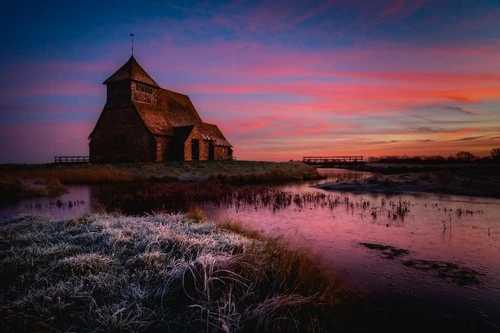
93, 181, 363, 216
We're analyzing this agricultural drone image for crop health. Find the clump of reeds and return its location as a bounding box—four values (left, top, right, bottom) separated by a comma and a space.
0, 177, 67, 201
186, 205, 206, 223
94, 181, 363, 216
0, 213, 366, 333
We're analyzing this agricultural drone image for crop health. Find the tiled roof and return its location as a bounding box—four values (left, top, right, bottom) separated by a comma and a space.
99, 56, 232, 148
158, 89, 203, 126
103, 56, 159, 87
202, 123, 232, 147
132, 101, 173, 136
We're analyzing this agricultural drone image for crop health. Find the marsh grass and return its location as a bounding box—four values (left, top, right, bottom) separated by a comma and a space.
95, 181, 361, 216
0, 161, 323, 201
0, 177, 67, 201
340, 163, 500, 198
186, 206, 206, 223
0, 213, 366, 333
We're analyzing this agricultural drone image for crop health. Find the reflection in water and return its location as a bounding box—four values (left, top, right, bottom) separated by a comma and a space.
1, 168, 499, 326
207, 169, 500, 327
0, 185, 91, 220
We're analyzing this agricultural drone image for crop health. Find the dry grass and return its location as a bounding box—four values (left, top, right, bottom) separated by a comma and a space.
0, 177, 67, 201
0, 161, 324, 201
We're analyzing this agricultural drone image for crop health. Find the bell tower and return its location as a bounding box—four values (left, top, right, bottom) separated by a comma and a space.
103, 55, 160, 107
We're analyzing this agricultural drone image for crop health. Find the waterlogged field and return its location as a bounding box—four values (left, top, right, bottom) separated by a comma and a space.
1, 167, 500, 330
207, 174, 500, 328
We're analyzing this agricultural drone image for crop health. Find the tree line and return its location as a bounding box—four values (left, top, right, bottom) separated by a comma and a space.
368, 148, 500, 164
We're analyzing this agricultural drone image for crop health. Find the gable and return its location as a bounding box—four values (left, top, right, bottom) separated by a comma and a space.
89, 106, 149, 139
172, 125, 194, 143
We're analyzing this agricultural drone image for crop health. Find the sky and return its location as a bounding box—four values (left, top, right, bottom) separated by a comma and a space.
0, 0, 499, 163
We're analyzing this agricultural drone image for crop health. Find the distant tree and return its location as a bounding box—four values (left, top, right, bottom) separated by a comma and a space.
491, 148, 500, 160
424, 155, 446, 164
455, 151, 476, 162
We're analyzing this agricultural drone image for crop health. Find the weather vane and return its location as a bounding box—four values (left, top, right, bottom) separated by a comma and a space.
130, 33, 134, 55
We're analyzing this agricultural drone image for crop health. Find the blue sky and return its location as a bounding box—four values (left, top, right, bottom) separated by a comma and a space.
1, 0, 499, 163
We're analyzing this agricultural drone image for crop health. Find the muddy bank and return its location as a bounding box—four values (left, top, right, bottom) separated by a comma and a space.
316, 163, 500, 198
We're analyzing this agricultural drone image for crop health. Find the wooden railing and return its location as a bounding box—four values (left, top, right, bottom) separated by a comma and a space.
54, 156, 90, 163
217, 154, 235, 161
302, 156, 364, 165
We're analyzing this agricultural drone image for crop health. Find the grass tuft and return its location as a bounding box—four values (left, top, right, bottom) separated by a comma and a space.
186, 205, 206, 223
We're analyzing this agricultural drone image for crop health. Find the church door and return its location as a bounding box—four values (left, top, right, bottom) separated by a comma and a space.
191, 139, 199, 160
208, 142, 214, 160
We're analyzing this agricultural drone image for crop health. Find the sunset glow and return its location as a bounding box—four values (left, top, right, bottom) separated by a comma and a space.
1, 0, 499, 163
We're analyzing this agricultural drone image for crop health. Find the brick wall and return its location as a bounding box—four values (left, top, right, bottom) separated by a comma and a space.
182, 126, 205, 161
154, 136, 170, 161
89, 107, 154, 162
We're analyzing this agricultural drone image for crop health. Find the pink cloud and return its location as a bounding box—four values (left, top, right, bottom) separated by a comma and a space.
233, 133, 500, 162
184, 78, 500, 118
376, 0, 429, 23
0, 120, 93, 164
0, 103, 98, 116
0, 80, 103, 99
286, 40, 492, 72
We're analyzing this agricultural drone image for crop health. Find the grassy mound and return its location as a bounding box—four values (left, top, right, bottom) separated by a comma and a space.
0, 213, 359, 333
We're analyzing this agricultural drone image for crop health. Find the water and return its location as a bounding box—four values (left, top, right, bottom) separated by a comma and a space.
205, 171, 500, 327
1, 168, 499, 327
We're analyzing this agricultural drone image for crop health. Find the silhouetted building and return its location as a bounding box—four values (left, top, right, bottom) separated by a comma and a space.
88, 56, 233, 162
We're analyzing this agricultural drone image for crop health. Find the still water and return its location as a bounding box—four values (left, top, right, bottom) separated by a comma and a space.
1, 168, 499, 327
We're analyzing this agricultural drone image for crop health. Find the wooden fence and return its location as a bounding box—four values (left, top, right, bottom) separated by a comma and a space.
54, 156, 90, 163
302, 156, 364, 166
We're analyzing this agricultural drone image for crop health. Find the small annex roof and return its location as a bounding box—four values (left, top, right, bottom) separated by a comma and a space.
103, 56, 159, 87
202, 123, 232, 147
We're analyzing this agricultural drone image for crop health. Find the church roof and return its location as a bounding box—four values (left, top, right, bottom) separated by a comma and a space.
95, 56, 232, 148
202, 123, 232, 147
158, 89, 203, 127
103, 56, 159, 87
132, 101, 174, 136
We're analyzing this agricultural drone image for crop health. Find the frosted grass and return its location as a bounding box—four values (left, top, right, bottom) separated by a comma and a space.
0, 213, 348, 332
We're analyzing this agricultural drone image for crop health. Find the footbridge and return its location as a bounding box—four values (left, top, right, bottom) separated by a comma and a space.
302, 156, 364, 167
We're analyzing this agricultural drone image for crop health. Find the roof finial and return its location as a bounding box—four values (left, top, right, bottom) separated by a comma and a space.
130, 33, 134, 56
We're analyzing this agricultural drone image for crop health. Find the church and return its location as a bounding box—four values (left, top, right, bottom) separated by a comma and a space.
88, 56, 233, 162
